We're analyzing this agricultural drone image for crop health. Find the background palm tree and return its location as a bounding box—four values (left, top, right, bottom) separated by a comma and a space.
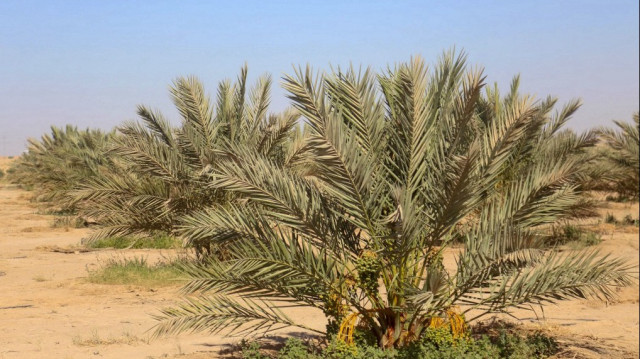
153, 52, 633, 347
8, 125, 120, 213
73, 67, 301, 256
596, 113, 639, 199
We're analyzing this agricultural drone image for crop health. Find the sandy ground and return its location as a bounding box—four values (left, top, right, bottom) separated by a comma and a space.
0, 181, 325, 359
0, 158, 638, 358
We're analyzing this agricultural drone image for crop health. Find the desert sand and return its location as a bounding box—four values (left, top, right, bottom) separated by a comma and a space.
0, 156, 638, 358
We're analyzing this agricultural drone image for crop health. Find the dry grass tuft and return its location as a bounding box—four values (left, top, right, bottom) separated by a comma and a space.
72, 330, 148, 346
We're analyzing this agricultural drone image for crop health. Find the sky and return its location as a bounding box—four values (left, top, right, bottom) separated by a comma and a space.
0, 1, 638, 155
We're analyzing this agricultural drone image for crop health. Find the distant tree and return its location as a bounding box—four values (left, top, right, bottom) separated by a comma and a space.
73, 67, 302, 256
597, 113, 639, 199
8, 125, 119, 212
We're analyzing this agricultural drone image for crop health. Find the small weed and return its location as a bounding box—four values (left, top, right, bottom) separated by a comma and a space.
562, 225, 582, 242
546, 224, 582, 246
32, 275, 48, 282
547, 225, 601, 248
85, 233, 181, 249
72, 330, 102, 346
605, 195, 633, 203
87, 256, 187, 287
240, 340, 269, 359
604, 213, 638, 227
604, 213, 618, 224
51, 216, 88, 229
581, 232, 602, 246
40, 208, 76, 216
72, 329, 146, 346
621, 214, 638, 226
566, 231, 602, 249
279, 338, 316, 359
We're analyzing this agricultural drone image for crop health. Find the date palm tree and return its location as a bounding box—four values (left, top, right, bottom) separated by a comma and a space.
598, 113, 639, 198
8, 125, 120, 212
153, 52, 633, 347
74, 66, 301, 255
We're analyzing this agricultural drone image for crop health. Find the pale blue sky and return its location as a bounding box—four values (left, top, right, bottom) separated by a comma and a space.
1, 1, 638, 155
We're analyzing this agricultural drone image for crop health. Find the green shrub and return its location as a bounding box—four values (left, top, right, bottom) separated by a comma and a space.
352, 327, 378, 348
238, 327, 558, 359
399, 327, 499, 359
526, 332, 559, 358
323, 338, 360, 359
279, 338, 318, 359
398, 327, 556, 359
240, 340, 270, 359
240, 338, 322, 359
494, 329, 557, 359
420, 326, 458, 349
605, 212, 618, 224
0, 169, 4, 179
562, 225, 582, 241
580, 232, 602, 247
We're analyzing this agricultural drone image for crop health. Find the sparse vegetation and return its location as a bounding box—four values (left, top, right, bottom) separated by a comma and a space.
546, 224, 602, 248
572, 232, 602, 248
559, 224, 582, 243
72, 330, 147, 346
87, 256, 187, 287
237, 325, 558, 358
605, 212, 618, 224
603, 212, 638, 227
622, 214, 638, 226
84, 233, 181, 249
51, 215, 88, 229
